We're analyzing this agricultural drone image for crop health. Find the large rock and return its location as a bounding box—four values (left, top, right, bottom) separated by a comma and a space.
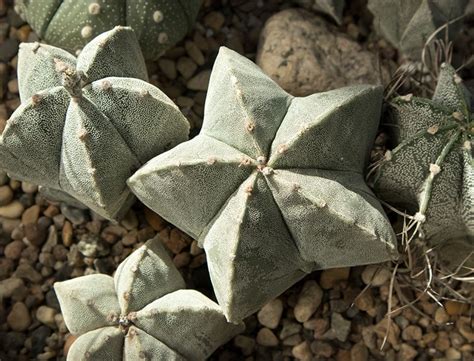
257, 9, 385, 96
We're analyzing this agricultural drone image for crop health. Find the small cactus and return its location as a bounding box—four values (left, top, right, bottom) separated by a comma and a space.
295, 0, 345, 24
0, 27, 189, 221
14, 0, 201, 60
368, 0, 469, 59
128, 47, 398, 323
371, 63, 473, 246
54, 236, 243, 360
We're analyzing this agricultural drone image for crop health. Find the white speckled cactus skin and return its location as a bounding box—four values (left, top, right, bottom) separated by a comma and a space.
368, 0, 469, 59
0, 27, 190, 221
54, 236, 244, 361
14, 0, 201, 60
295, 0, 345, 24
372, 63, 473, 246
128, 47, 398, 323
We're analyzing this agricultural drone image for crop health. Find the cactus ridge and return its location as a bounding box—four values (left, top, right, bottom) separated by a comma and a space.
129, 47, 398, 323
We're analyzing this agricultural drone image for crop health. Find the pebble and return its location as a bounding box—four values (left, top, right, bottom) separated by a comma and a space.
7, 78, 18, 94
0, 170, 8, 185
233, 335, 255, 356
63, 334, 77, 357
203, 11, 226, 31
187, 70, 211, 91
21, 204, 40, 225
445, 300, 468, 316
361, 265, 391, 286
257, 298, 283, 329
0, 38, 19, 62
120, 210, 138, 230
77, 233, 109, 257
7, 302, 31, 331
280, 321, 302, 339
0, 200, 24, 219
189, 240, 203, 256
373, 318, 400, 348
185, 40, 205, 66
311, 341, 334, 358
0, 277, 25, 299
292, 341, 312, 361
21, 181, 37, 194
4, 239, 24, 260
0, 185, 13, 206
256, 328, 279, 347
401, 325, 422, 341
163, 228, 188, 254
256, 9, 385, 96
176, 56, 197, 79
398, 343, 418, 361
445, 348, 462, 360
158, 58, 177, 80
325, 313, 351, 342
354, 289, 374, 312
60, 204, 87, 225
350, 343, 369, 361
62, 221, 73, 247
144, 208, 166, 231
456, 317, 474, 342
434, 307, 449, 324
36, 306, 57, 328
320, 267, 350, 289
294, 280, 323, 322
14, 263, 43, 283
30, 325, 51, 357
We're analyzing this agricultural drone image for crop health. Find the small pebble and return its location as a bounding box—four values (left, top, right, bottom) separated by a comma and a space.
320, 267, 350, 289
187, 70, 211, 91
256, 328, 279, 347
294, 280, 323, 322
401, 325, 422, 341
0, 200, 24, 219
7, 302, 31, 331
0, 185, 13, 206
36, 306, 57, 328
233, 335, 255, 356
4, 239, 24, 260
292, 341, 312, 361
257, 298, 283, 329
361, 265, 391, 286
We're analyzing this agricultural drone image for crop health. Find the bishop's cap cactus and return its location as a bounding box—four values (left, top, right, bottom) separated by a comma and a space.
0, 27, 190, 221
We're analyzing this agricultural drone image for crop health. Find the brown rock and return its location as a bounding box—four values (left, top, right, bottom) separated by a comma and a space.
354, 289, 374, 312
63, 334, 77, 356
256, 327, 279, 347
7, 302, 31, 331
173, 252, 191, 268
457, 317, 474, 343
176, 57, 197, 79
294, 280, 323, 322
187, 70, 212, 91
398, 343, 417, 361
320, 267, 350, 289
435, 331, 451, 351
0, 185, 13, 206
401, 325, 422, 341
445, 300, 469, 316
351, 343, 369, 361
62, 221, 73, 247
144, 208, 167, 231
374, 319, 400, 348
21, 205, 40, 225
293, 341, 312, 361
257, 298, 284, 329
257, 9, 385, 96
204, 11, 226, 32
434, 307, 450, 324
0, 200, 24, 219
185, 41, 205, 66
361, 265, 391, 286
36, 305, 57, 328
4, 240, 24, 260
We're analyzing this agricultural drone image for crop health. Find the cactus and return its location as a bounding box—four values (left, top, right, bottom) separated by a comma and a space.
128, 47, 398, 323
0, 27, 189, 221
54, 236, 243, 360
368, 0, 469, 59
371, 63, 473, 246
294, 0, 345, 24
14, 0, 201, 60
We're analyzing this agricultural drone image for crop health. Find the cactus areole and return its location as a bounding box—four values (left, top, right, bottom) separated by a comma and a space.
0, 27, 190, 221
129, 47, 398, 323
14, 0, 202, 60
372, 63, 473, 246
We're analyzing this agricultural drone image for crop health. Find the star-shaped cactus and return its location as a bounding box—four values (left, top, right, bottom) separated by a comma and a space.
371, 63, 473, 246
128, 47, 398, 323
368, 0, 469, 59
14, 0, 201, 60
55, 236, 243, 360
0, 27, 189, 221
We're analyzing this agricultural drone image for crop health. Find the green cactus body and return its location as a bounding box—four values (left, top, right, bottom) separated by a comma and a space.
368, 0, 468, 59
128, 47, 398, 323
14, 0, 201, 60
54, 236, 244, 360
372, 63, 473, 246
0, 27, 189, 221
295, 0, 345, 24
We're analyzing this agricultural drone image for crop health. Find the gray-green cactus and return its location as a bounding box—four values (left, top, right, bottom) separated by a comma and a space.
128, 46, 398, 323
368, 0, 469, 59
371, 63, 473, 246
14, 0, 201, 60
0, 27, 189, 221
54, 236, 243, 360
295, 0, 345, 24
